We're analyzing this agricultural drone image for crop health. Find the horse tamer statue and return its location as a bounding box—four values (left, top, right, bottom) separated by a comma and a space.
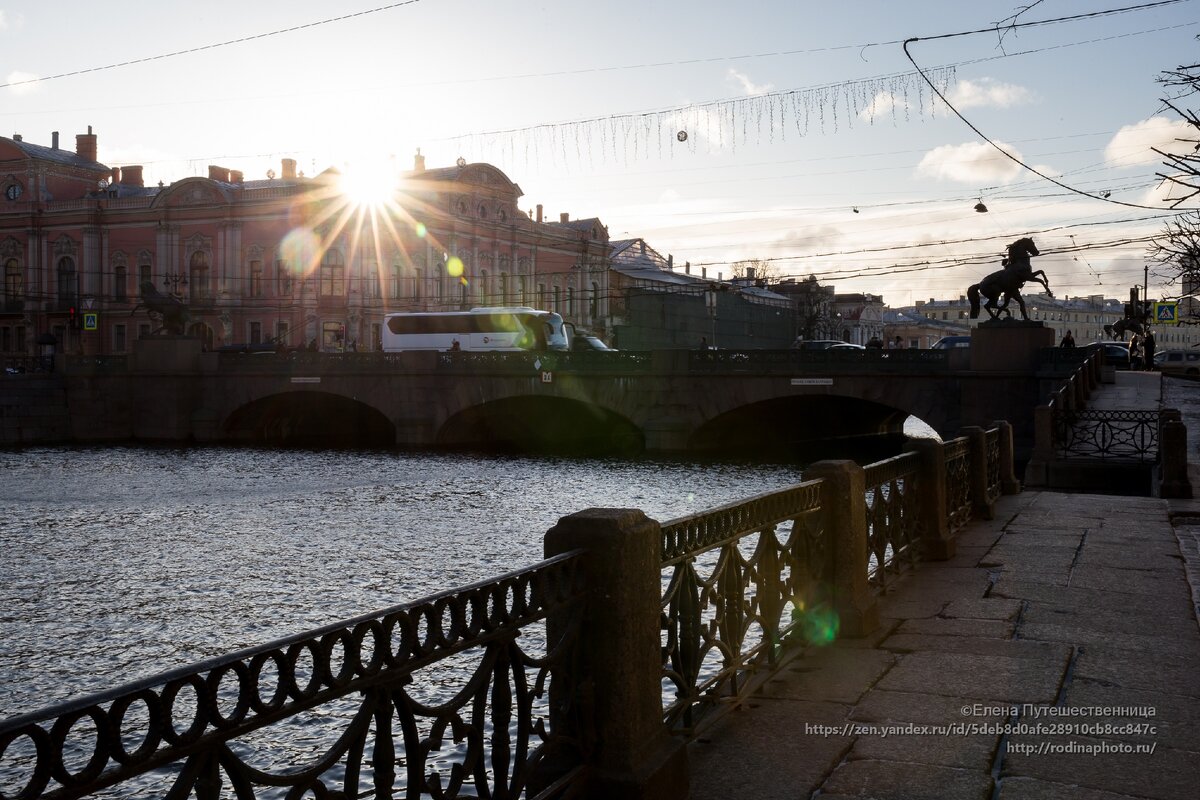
132, 281, 192, 335
967, 237, 1053, 321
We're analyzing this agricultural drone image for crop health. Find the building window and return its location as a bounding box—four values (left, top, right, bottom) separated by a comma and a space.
590, 281, 599, 318
320, 250, 345, 297
4, 258, 21, 307
276, 259, 293, 296
249, 260, 264, 298
113, 324, 127, 353
276, 321, 290, 347
138, 253, 152, 291
322, 320, 345, 351
365, 263, 381, 299
57, 257, 77, 307
189, 251, 209, 299
249, 321, 262, 344
538, 283, 546, 308
499, 273, 508, 305
138, 323, 151, 340
114, 265, 127, 301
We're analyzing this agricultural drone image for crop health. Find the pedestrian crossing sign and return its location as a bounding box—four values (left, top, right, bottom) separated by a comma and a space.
1153, 301, 1178, 324
82, 312, 98, 331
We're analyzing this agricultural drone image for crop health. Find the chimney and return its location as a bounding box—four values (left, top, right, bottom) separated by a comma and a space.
667, 254, 673, 270
230, 170, 243, 184
282, 158, 297, 179
747, 266, 756, 281
12, 134, 21, 142
110, 167, 122, 185
560, 212, 569, 223
702, 267, 707, 279
123, 165, 144, 187
536, 204, 543, 223
208, 165, 231, 182
51, 131, 60, 150
75, 126, 97, 162
685, 261, 691, 275
413, 149, 425, 172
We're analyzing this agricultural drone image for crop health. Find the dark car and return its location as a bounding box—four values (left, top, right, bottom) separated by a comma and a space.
1102, 342, 1130, 369
932, 335, 971, 350
791, 338, 846, 350
571, 334, 615, 352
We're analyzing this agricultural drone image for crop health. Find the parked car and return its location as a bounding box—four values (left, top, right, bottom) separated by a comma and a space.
1153, 348, 1200, 376
571, 333, 616, 352
791, 338, 846, 350
827, 343, 866, 350
1101, 342, 1130, 369
931, 335, 971, 350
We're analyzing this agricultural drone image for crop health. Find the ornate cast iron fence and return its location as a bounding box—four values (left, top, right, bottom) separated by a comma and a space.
985, 428, 1002, 505
944, 437, 973, 536
1053, 409, 1161, 461
658, 481, 829, 737
863, 452, 923, 592
687, 348, 949, 374
0, 556, 588, 800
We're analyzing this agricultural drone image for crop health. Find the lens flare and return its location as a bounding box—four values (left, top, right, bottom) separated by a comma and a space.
415, 222, 427, 238
339, 159, 397, 208
446, 256, 464, 278
279, 227, 320, 277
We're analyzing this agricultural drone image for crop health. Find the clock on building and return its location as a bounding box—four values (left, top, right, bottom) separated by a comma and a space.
5, 184, 21, 200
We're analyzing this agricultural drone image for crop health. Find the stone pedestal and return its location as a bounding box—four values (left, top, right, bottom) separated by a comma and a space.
132, 336, 202, 373
969, 321, 1054, 372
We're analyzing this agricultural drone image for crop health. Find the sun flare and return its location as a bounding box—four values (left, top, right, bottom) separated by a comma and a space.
339, 157, 398, 208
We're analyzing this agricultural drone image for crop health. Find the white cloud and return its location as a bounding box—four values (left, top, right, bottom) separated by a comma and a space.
5, 71, 40, 95
727, 68, 772, 96
917, 141, 1026, 183
946, 78, 1032, 109
1105, 116, 1195, 168
859, 91, 908, 122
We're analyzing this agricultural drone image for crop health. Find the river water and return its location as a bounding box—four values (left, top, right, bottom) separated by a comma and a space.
0, 446, 816, 720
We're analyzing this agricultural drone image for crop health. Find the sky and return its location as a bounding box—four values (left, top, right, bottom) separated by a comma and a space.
2, 0, 1198, 307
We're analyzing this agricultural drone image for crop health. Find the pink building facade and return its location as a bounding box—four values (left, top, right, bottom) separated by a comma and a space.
0, 128, 611, 356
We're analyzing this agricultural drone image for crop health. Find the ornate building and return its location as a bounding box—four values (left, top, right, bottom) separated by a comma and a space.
0, 128, 610, 355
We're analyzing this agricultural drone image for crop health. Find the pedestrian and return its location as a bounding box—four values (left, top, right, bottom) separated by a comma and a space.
1129, 332, 1142, 370
894, 335, 905, 350
866, 336, 883, 349
1060, 330, 1076, 348
1142, 328, 1156, 370
699, 336, 708, 350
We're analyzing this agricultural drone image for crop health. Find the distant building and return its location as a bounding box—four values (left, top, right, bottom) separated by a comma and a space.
882, 308, 965, 349
0, 127, 610, 355
772, 276, 837, 342
832, 293, 885, 345
608, 238, 793, 349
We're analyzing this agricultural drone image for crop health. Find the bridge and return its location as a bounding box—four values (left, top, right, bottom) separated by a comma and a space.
1, 326, 1087, 461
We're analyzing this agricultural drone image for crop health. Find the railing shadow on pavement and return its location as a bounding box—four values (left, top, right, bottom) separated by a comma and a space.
0, 422, 1020, 800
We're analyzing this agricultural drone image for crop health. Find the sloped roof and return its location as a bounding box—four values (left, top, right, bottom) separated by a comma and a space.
6, 137, 107, 170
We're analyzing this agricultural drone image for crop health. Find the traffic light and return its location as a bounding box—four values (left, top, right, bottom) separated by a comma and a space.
67, 306, 80, 330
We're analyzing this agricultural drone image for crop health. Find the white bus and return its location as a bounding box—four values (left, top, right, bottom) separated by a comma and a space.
381, 307, 570, 352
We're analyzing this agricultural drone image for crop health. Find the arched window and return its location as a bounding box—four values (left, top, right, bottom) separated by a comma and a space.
590, 281, 599, 319
189, 250, 209, 298
320, 250, 345, 297
249, 260, 264, 297
137, 252, 153, 292
57, 257, 77, 307
4, 258, 21, 304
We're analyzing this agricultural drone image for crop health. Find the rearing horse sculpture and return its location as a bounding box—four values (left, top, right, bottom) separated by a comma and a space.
132, 281, 192, 335
967, 237, 1053, 321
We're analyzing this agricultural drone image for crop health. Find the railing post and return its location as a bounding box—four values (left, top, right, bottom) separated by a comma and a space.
802, 461, 879, 637
1023, 404, 1054, 488
905, 438, 955, 560
543, 509, 689, 800
992, 419, 1022, 494
961, 426, 995, 520
1159, 412, 1194, 499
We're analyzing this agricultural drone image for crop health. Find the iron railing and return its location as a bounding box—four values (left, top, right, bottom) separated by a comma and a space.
0, 556, 588, 800
658, 481, 828, 737
687, 348, 949, 374
1053, 409, 1161, 461
863, 452, 923, 591
944, 437, 973, 536
985, 428, 1002, 504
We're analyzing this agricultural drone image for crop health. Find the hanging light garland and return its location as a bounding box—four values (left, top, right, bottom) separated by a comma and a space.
454, 66, 956, 170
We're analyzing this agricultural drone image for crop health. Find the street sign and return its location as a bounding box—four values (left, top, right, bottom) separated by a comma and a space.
82, 312, 98, 331
1154, 301, 1178, 324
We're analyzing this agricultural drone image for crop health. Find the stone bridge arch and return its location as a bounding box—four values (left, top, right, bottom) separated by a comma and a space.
222, 390, 396, 447
435, 394, 644, 455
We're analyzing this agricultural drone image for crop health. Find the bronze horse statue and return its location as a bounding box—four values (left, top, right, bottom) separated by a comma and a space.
1104, 318, 1146, 340
967, 237, 1053, 321
132, 281, 192, 335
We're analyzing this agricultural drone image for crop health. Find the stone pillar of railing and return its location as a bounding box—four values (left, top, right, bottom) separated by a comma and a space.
1074, 369, 1087, 407
1024, 404, 1054, 488
905, 438, 955, 560
803, 460, 879, 637
961, 426, 995, 520
992, 419, 1022, 494
543, 509, 689, 800
1159, 411, 1193, 499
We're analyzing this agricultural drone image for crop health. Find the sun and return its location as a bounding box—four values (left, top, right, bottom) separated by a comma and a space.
338, 156, 398, 208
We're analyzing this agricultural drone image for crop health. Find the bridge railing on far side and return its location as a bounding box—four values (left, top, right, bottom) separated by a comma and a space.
0, 424, 1019, 800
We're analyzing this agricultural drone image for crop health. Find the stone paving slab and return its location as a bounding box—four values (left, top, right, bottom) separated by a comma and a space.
989, 579, 1196, 619
997, 776, 1158, 800
1020, 603, 1199, 639
686, 699, 851, 800
756, 647, 895, 704
818, 759, 994, 800
1062, 565, 1194, 597
874, 651, 1068, 704
1071, 643, 1200, 693
881, 634, 1071, 662
1001, 734, 1200, 800
896, 617, 1015, 638
942, 597, 1023, 619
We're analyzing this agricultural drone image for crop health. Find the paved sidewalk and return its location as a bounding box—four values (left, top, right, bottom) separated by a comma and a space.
687, 490, 1200, 799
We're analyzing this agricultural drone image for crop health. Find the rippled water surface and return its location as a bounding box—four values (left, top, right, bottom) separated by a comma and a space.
0, 446, 808, 718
